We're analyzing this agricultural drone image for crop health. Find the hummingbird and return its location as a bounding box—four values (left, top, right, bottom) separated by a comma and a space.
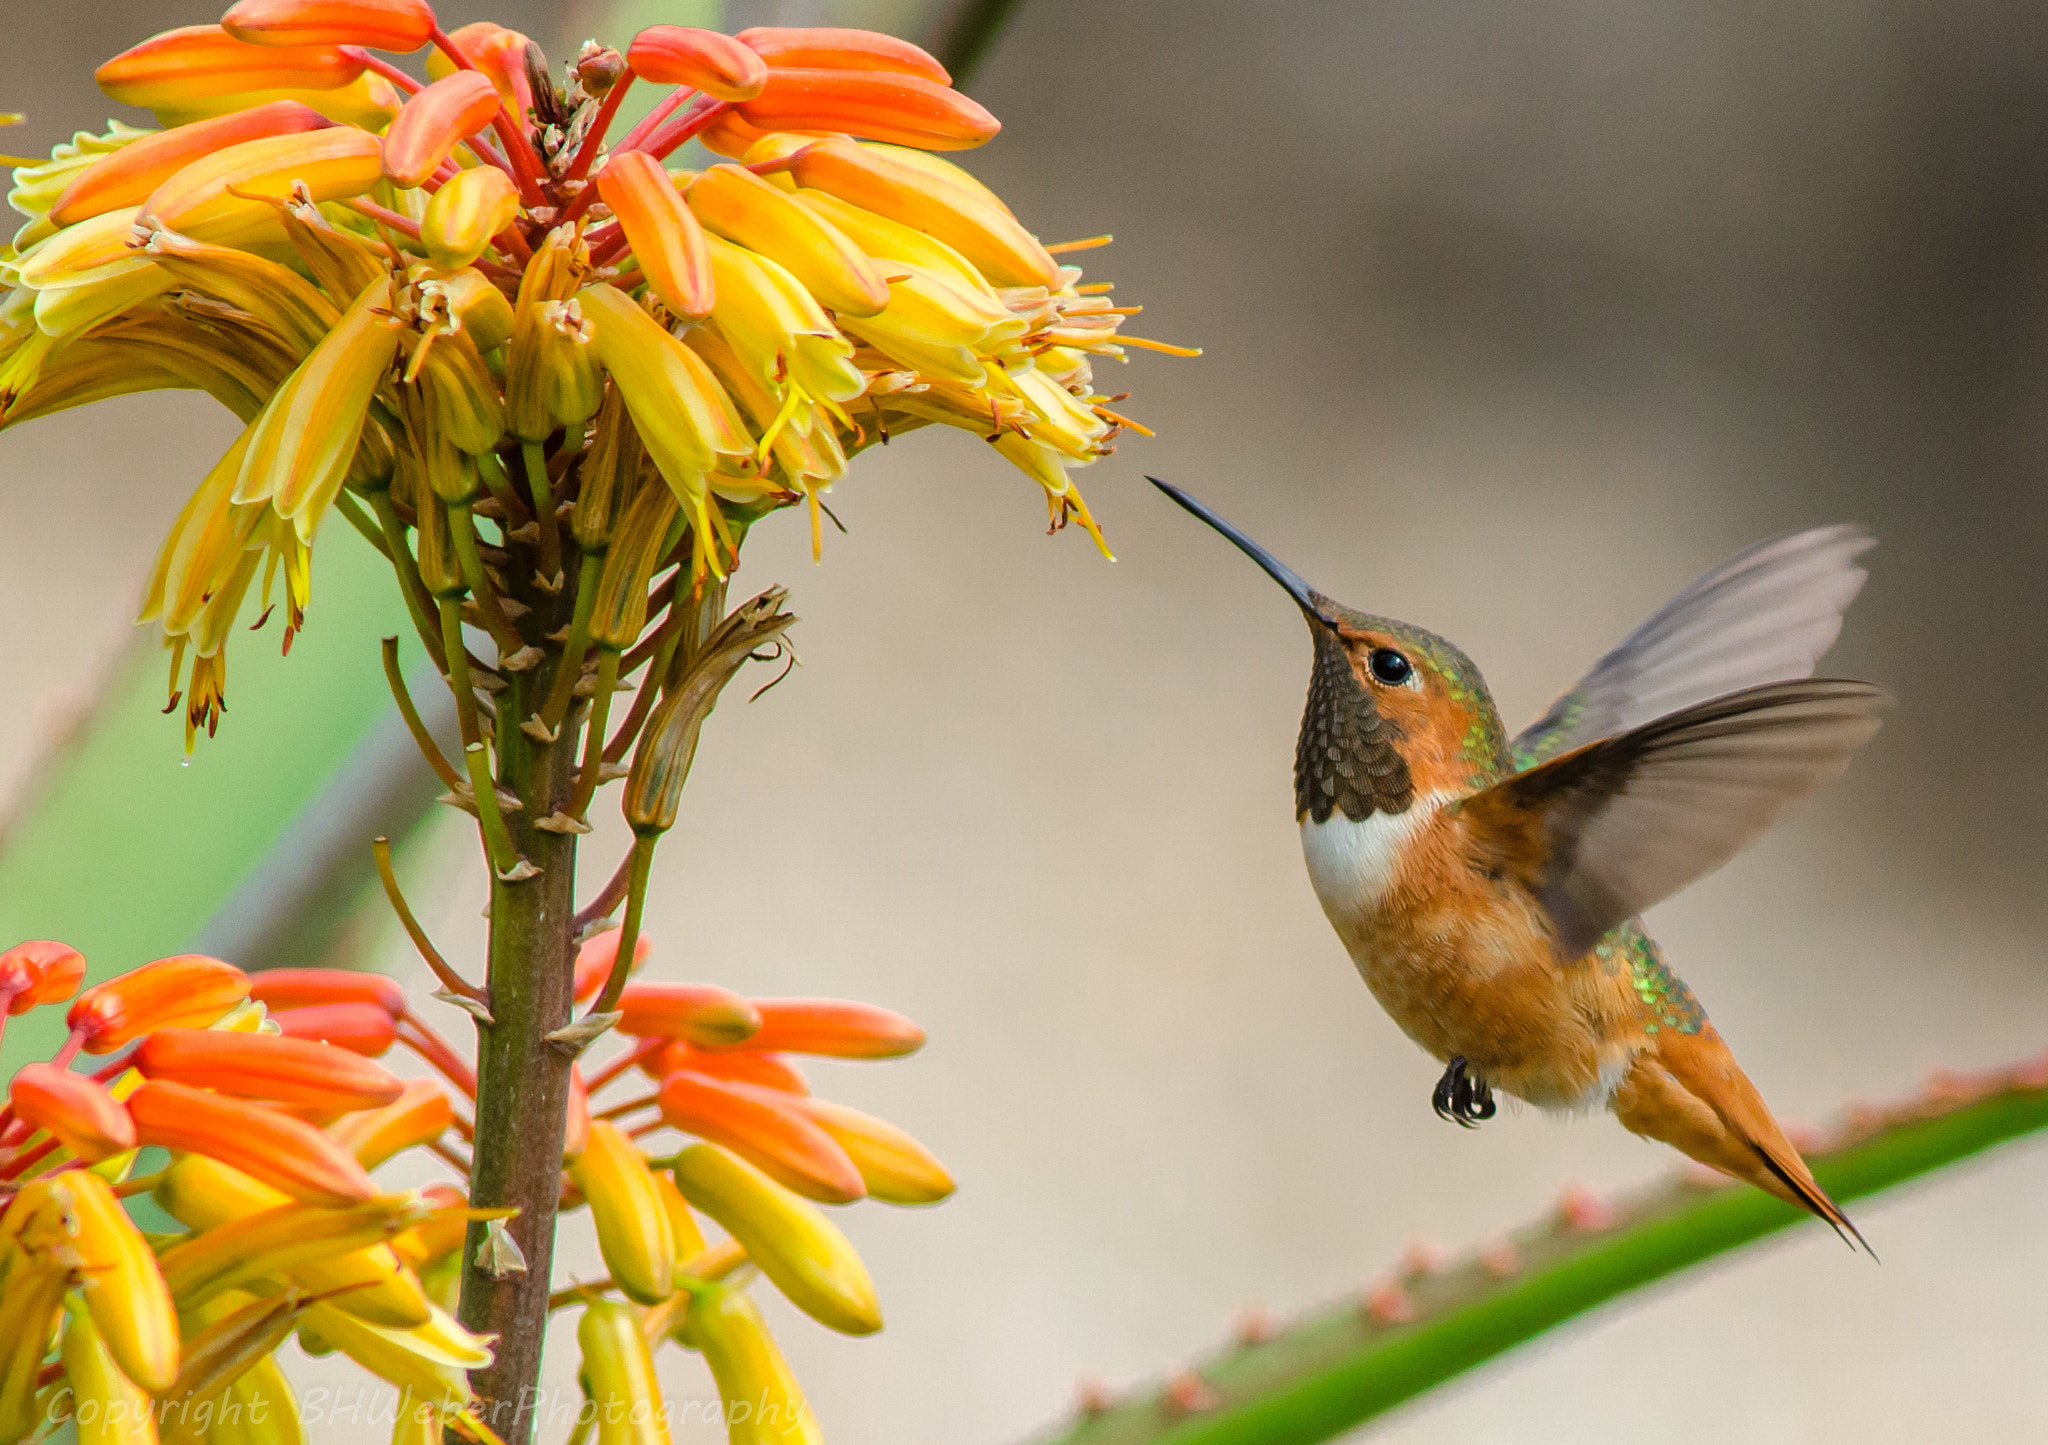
1151, 478, 1889, 1246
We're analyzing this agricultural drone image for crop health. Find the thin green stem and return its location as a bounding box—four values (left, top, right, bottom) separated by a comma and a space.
523, 440, 563, 584
381, 635, 463, 791
439, 598, 483, 749
587, 834, 656, 1019
566, 650, 621, 821
464, 742, 520, 878
373, 835, 485, 1003
1023, 1063, 2048, 1445
373, 491, 447, 673
537, 553, 603, 735
334, 491, 394, 560
450, 501, 529, 661
476, 450, 534, 530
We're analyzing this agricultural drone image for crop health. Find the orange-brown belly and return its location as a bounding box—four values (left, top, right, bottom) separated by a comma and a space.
1300, 802, 1641, 1111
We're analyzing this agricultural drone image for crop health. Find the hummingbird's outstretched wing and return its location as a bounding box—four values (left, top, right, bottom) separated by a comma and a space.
1469, 679, 1889, 961
1511, 526, 1874, 769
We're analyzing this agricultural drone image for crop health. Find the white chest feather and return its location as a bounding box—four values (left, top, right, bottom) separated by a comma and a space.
1298, 795, 1443, 939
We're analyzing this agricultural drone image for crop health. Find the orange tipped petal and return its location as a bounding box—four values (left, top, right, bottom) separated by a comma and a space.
97, 25, 366, 109
140, 126, 385, 244
128, 1078, 380, 1206
67, 954, 250, 1054
573, 927, 653, 1004
9, 1062, 137, 1163
222, 0, 438, 54
702, 997, 924, 1059
596, 150, 716, 319
270, 1001, 400, 1056
382, 70, 500, 188
738, 68, 999, 151
135, 1026, 406, 1112
650, 1041, 809, 1095
696, 106, 791, 161
249, 966, 405, 1016
656, 1070, 864, 1202
51, 101, 332, 226
0, 940, 87, 1015
782, 1093, 954, 1204
627, 26, 769, 101
792, 136, 1058, 287
737, 26, 950, 84
616, 982, 760, 1046
328, 1078, 454, 1168
427, 23, 536, 116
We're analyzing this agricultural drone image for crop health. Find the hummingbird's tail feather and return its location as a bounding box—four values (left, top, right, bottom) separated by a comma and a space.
1611, 1030, 1870, 1255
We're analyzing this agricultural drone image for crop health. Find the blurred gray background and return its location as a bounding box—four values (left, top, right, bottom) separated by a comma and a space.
5, 0, 2047, 1440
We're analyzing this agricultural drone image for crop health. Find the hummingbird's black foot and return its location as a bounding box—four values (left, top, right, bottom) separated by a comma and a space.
1432, 1057, 1497, 1128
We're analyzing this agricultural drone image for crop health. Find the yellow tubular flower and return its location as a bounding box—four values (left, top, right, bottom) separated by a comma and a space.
687, 163, 891, 318
566, 1120, 677, 1306
139, 126, 385, 246
61, 1170, 180, 1393
578, 1300, 674, 1445
676, 1282, 823, 1445
59, 1305, 159, 1445
419, 166, 517, 271
579, 282, 751, 506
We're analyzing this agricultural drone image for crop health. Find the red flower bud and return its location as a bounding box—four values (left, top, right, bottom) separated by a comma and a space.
67, 955, 250, 1054
134, 1027, 405, 1112
628, 26, 769, 102
656, 1070, 863, 1203
737, 26, 951, 84
616, 983, 760, 1046
646, 1040, 808, 1095
382, 70, 501, 188
9, 1063, 136, 1162
698, 998, 923, 1059
222, 0, 438, 54
248, 967, 405, 1016
737, 69, 999, 151
0, 940, 86, 1015
269, 1002, 399, 1057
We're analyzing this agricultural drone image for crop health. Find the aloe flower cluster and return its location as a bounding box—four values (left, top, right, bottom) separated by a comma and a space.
0, 936, 945, 1443
0, 0, 1179, 749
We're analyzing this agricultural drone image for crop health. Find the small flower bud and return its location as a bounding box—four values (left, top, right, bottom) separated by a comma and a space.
675, 1281, 824, 1441
737, 25, 951, 83
420, 165, 518, 269
577, 1299, 673, 1444
703, 997, 924, 1059
222, 0, 439, 55
60, 1169, 181, 1392
617, 982, 759, 1046
739, 67, 999, 151
8, 1062, 136, 1162
67, 954, 250, 1053
272, 1001, 398, 1055
587, 481, 679, 652
96, 25, 366, 110
647, 1040, 809, 1095
566, 1120, 675, 1305
780, 1093, 954, 1205
136, 1025, 406, 1112
573, 45, 627, 100
596, 150, 716, 319
140, 126, 386, 247
428, 23, 537, 116
382, 71, 500, 188
505, 296, 601, 441
0, 939, 86, 1013
52, 101, 333, 225
658, 1071, 863, 1204
249, 966, 405, 1015
627, 26, 769, 102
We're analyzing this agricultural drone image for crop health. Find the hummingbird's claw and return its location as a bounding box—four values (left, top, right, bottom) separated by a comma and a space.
1433, 1057, 1496, 1128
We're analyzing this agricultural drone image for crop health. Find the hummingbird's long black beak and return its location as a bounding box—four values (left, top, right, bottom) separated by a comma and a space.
1147, 478, 1342, 629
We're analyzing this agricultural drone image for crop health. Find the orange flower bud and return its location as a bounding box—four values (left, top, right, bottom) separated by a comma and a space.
136, 1026, 406, 1112
657, 1069, 864, 1203
50, 101, 332, 226
627, 26, 769, 102
67, 954, 249, 1053
702, 997, 924, 1059
596, 150, 716, 319
572, 927, 653, 1004
737, 26, 951, 84
270, 1001, 399, 1056
329, 1078, 454, 1167
96, 25, 366, 110
222, 0, 438, 54
739, 68, 999, 151
128, 1078, 381, 1206
8, 1062, 136, 1162
648, 1040, 809, 1095
382, 72, 501, 189
427, 23, 536, 117
695, 106, 789, 161
0, 940, 86, 1014
249, 966, 405, 1016
617, 983, 760, 1046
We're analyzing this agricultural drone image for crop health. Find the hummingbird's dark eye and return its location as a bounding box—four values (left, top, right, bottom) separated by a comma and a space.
1368, 648, 1414, 686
